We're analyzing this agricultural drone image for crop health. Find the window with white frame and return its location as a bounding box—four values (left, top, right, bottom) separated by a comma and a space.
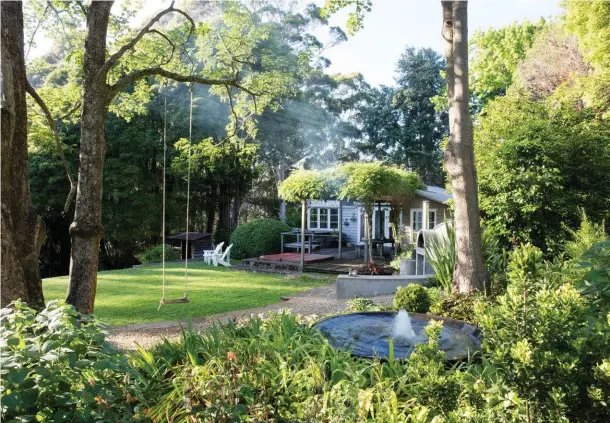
411, 209, 436, 232
309, 208, 339, 230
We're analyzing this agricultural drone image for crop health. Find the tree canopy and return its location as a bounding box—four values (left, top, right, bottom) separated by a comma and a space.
356, 47, 447, 185
470, 19, 546, 105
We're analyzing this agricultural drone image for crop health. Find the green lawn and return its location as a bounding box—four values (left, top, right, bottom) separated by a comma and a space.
43, 262, 331, 326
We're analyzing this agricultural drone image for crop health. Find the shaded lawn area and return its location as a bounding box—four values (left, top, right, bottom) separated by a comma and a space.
43, 261, 331, 326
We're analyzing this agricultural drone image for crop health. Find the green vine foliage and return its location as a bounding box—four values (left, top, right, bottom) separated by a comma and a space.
278, 169, 334, 202
336, 162, 423, 211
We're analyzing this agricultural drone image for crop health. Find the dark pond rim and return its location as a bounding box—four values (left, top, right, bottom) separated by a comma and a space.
313, 311, 482, 361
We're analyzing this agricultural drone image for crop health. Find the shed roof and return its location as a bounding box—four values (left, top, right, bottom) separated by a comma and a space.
166, 232, 210, 241
415, 185, 452, 205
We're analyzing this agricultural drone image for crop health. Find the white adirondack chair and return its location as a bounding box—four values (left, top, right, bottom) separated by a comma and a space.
213, 244, 233, 267
203, 242, 224, 265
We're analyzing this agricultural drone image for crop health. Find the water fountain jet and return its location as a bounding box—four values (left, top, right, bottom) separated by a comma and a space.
392, 309, 416, 342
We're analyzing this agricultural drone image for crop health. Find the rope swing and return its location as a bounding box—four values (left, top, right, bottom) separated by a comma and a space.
159, 81, 194, 309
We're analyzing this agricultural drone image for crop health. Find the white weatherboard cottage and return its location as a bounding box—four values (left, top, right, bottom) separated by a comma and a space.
306, 185, 452, 247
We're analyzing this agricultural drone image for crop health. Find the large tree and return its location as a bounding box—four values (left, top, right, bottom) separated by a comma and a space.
1, 1, 46, 309
27, 2, 346, 277
357, 47, 447, 185
26, 1, 286, 313
441, 0, 487, 292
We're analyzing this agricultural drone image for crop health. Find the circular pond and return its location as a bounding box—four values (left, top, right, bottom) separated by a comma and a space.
315, 311, 480, 361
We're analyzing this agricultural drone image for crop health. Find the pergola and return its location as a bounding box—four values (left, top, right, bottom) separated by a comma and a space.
279, 163, 424, 266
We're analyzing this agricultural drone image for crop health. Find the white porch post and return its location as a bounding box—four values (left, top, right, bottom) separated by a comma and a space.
338, 201, 343, 259
300, 199, 306, 268
422, 201, 430, 231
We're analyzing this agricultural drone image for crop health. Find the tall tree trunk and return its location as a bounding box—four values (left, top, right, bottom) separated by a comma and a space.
242, 200, 249, 222
206, 180, 217, 234
1, 1, 46, 309
65, 1, 113, 313
441, 1, 487, 293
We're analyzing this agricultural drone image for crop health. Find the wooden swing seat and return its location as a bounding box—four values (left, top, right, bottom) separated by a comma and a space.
158, 295, 189, 310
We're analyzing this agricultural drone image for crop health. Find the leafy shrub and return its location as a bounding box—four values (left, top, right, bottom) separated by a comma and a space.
429, 291, 489, 324
0, 301, 145, 422
471, 244, 610, 421
564, 210, 607, 261
578, 239, 610, 312
229, 219, 291, 259
137, 244, 178, 264
347, 297, 375, 312
482, 227, 511, 292
393, 284, 431, 313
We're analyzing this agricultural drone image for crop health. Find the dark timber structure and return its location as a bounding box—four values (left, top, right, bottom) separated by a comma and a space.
166, 232, 212, 260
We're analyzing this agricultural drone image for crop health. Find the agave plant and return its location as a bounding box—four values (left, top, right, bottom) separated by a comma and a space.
424, 220, 456, 292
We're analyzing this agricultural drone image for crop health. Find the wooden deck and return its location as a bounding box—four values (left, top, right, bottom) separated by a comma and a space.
259, 253, 334, 264
242, 247, 392, 275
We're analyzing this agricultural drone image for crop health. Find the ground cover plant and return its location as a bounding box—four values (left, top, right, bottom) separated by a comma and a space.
42, 262, 331, 326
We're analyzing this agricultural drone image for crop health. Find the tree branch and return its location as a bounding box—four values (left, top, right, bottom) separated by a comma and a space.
47, 1, 67, 35
26, 4, 50, 60
58, 101, 82, 121
107, 67, 238, 100
148, 29, 176, 65
226, 85, 239, 139
76, 2, 88, 18
26, 81, 77, 214
234, 82, 259, 113
98, 1, 195, 78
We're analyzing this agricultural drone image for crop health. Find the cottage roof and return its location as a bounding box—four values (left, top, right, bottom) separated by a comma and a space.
415, 185, 452, 205
166, 232, 210, 241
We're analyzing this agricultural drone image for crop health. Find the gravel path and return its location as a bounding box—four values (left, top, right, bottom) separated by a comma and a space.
108, 281, 393, 350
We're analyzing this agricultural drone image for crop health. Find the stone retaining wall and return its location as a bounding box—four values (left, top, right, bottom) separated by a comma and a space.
336, 275, 429, 300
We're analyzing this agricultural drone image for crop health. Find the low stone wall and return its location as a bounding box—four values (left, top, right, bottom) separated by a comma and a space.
336, 275, 429, 300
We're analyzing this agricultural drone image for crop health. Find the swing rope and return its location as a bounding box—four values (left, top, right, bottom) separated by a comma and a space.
183, 83, 194, 296
159, 81, 193, 309
160, 80, 168, 305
